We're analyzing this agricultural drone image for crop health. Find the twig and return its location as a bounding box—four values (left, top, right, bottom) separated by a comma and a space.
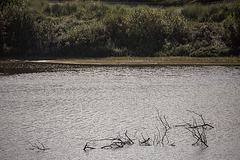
185, 111, 212, 147
27, 140, 50, 151
163, 116, 171, 129
140, 137, 151, 146
82, 110, 214, 151
139, 133, 151, 146
83, 142, 96, 151
187, 110, 214, 129
156, 126, 161, 144
125, 130, 134, 145
186, 126, 209, 147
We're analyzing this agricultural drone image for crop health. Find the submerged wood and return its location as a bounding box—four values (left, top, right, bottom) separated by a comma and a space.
83, 111, 214, 151
185, 110, 214, 147
27, 140, 50, 151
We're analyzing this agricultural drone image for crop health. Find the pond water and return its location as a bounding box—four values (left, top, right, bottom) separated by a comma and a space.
0, 65, 240, 160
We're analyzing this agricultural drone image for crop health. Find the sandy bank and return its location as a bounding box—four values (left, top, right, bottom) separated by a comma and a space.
27, 57, 240, 66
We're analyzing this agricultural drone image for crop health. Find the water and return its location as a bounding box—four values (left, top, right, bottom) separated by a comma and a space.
0, 65, 240, 160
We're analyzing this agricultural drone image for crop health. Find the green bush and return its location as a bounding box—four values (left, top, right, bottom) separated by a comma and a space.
104, 6, 187, 57
157, 44, 192, 56
223, 22, 240, 56
0, 0, 23, 11
61, 21, 110, 57
190, 46, 221, 57
44, 2, 77, 17
157, 41, 230, 57
181, 3, 231, 22
75, 2, 110, 21
0, 4, 37, 56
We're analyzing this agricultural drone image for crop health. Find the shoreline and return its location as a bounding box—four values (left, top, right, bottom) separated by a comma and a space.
26, 57, 240, 66
1, 57, 240, 75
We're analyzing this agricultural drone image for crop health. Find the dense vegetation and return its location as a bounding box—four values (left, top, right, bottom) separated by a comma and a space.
0, 0, 240, 58
93, 0, 221, 6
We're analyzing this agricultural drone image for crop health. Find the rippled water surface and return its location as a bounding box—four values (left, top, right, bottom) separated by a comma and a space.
0, 65, 240, 160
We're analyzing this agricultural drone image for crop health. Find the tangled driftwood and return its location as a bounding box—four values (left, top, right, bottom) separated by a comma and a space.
83, 110, 214, 151
83, 130, 134, 151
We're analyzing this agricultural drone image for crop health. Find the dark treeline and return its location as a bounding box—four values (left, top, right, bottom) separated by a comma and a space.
0, 0, 240, 59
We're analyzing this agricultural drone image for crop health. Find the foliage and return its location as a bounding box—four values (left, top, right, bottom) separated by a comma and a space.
1, 0, 240, 58
92, 0, 221, 6
228, 1, 240, 55
181, 3, 232, 22
104, 6, 187, 57
74, 2, 110, 21
44, 3, 78, 17
0, 0, 23, 11
0, 3, 36, 56
61, 21, 110, 57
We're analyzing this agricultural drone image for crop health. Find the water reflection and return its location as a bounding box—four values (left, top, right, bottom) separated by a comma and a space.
0, 65, 240, 160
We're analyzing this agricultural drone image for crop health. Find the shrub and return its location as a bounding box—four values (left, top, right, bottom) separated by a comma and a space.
44, 2, 77, 17
0, 4, 37, 56
61, 22, 110, 57
222, 4, 240, 56
1, 0, 238, 58
163, 44, 192, 56
0, 0, 23, 11
75, 2, 110, 21
104, 6, 187, 57
190, 46, 220, 57
43, 5, 51, 15
181, 3, 231, 22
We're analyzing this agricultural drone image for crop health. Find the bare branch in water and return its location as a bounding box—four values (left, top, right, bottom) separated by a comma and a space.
83, 142, 96, 151
27, 140, 50, 151
82, 110, 214, 151
185, 110, 214, 147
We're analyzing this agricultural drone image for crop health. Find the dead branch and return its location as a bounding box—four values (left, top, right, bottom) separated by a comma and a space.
188, 123, 214, 129
155, 126, 161, 145
174, 124, 189, 127
125, 130, 134, 145
101, 140, 124, 149
169, 142, 176, 146
84, 131, 135, 150
158, 116, 170, 145
27, 140, 50, 151
101, 137, 127, 149
187, 110, 214, 129
83, 142, 96, 151
155, 108, 171, 145
186, 126, 209, 147
138, 133, 151, 146
101, 144, 114, 149
83, 110, 214, 151
161, 127, 169, 145
185, 111, 213, 147
163, 116, 171, 129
